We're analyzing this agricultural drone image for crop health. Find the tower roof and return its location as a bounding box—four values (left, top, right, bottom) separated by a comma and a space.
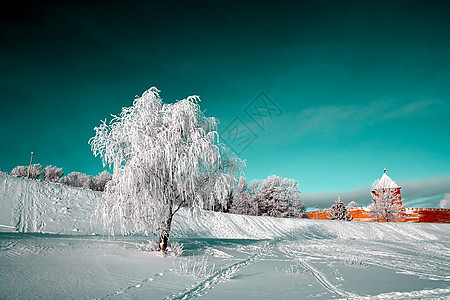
372, 172, 400, 190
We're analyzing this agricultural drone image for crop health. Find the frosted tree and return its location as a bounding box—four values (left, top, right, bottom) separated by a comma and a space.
60, 172, 88, 188
89, 87, 243, 251
257, 175, 304, 218
285, 178, 304, 218
258, 175, 283, 217
328, 197, 352, 221
77, 171, 112, 191
230, 177, 255, 215
43, 165, 64, 182
11, 164, 43, 179
368, 188, 404, 222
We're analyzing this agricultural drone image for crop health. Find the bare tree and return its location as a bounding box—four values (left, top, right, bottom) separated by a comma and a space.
89, 87, 243, 251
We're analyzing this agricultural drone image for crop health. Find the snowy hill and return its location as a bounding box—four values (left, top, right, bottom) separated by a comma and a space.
1, 173, 448, 241
1, 173, 450, 299
0, 173, 101, 234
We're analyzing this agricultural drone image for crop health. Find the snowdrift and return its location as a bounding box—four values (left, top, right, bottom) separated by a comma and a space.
0, 173, 101, 234
0, 173, 448, 242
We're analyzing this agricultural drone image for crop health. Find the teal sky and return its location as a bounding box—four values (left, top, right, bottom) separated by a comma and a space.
1, 0, 450, 208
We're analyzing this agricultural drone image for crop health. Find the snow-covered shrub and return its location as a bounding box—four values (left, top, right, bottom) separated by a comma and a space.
10, 166, 28, 177
28, 164, 43, 179
328, 197, 352, 221
139, 240, 159, 252
42, 165, 64, 182
167, 242, 184, 257
82, 176, 96, 190
177, 255, 215, 278
11, 164, 43, 179
368, 188, 405, 222
282, 263, 306, 275
60, 172, 88, 188
89, 87, 244, 251
341, 255, 369, 268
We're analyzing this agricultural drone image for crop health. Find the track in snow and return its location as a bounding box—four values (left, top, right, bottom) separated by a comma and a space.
165, 241, 272, 300
296, 258, 359, 298
281, 245, 361, 299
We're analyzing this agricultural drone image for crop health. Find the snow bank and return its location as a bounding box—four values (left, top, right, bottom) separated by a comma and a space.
172, 208, 448, 241
0, 173, 102, 234
1, 173, 448, 242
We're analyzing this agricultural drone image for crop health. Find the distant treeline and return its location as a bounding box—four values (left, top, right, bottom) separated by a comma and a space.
211, 175, 307, 218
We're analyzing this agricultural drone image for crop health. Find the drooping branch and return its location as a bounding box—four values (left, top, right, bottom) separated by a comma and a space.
89, 87, 244, 245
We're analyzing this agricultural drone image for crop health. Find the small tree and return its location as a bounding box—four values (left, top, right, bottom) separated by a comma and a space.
43, 165, 64, 182
328, 197, 352, 221
89, 87, 243, 251
368, 188, 404, 222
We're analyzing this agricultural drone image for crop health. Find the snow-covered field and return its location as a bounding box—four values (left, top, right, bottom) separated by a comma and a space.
1, 174, 449, 299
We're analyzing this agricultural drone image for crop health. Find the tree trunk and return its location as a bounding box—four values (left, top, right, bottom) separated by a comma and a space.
159, 213, 173, 252
159, 233, 168, 251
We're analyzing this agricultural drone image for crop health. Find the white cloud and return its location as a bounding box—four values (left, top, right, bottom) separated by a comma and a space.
440, 194, 450, 208
288, 99, 440, 138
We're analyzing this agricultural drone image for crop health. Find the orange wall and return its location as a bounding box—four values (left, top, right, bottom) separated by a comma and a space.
306, 207, 450, 223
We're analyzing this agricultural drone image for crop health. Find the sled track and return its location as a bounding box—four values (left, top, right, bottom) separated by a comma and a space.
165, 241, 272, 300
281, 246, 360, 299
295, 258, 359, 298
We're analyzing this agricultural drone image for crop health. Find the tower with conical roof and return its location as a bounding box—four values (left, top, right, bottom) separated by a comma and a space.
371, 170, 402, 206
